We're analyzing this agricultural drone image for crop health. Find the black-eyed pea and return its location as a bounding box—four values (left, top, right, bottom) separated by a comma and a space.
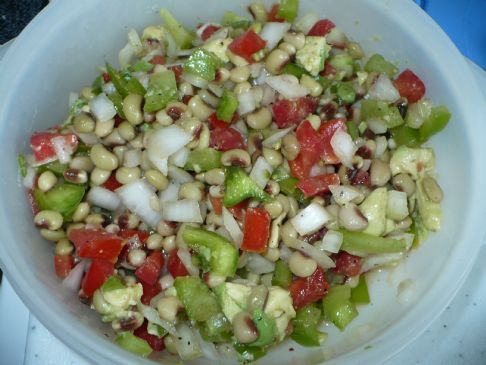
80, 87, 96, 100
37, 171, 57, 192
370, 159, 391, 186
221, 149, 251, 168
246, 107, 272, 129
90, 167, 111, 186
338, 203, 369, 231
118, 121, 136, 141
265, 49, 290, 75
249, 2, 267, 22
300, 75, 323, 97
205, 168, 225, 186
188, 95, 213, 121
262, 147, 283, 167
34, 210, 63, 231
283, 32, 306, 50
94, 118, 115, 138
281, 220, 298, 246
146, 233, 163, 250
85, 213, 105, 226
179, 181, 205, 201
157, 220, 176, 237
392, 173, 416, 197
90, 144, 118, 171
63, 168, 88, 184
288, 251, 317, 277
422, 176, 443, 203
233, 82, 251, 96
232, 311, 259, 344
73, 113, 95, 133
145, 169, 169, 191
162, 235, 176, 251
263, 200, 283, 219
197, 89, 220, 108
179, 81, 194, 96
70, 156, 94, 172
215, 67, 231, 84
281, 134, 300, 161
115, 167, 141, 185
72, 202, 90, 222
278, 42, 296, 55
55, 238, 74, 256
230, 66, 251, 83
127, 248, 146, 267
157, 296, 183, 322
40, 228, 66, 242
155, 109, 173, 126
123, 94, 144, 125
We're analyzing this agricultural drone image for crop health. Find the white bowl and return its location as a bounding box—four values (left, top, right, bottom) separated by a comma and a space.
1, 0, 485, 364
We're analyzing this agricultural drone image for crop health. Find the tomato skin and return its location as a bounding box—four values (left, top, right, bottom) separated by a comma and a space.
333, 252, 362, 277
134, 321, 166, 351
272, 97, 319, 128
101, 173, 122, 191
227, 199, 249, 221
289, 267, 330, 310
228, 30, 267, 63
267, 3, 284, 22
308, 19, 335, 36
208, 112, 233, 130
54, 255, 74, 278
141, 281, 162, 305
318, 118, 347, 164
149, 55, 166, 65
209, 195, 223, 215
297, 173, 340, 197
209, 128, 246, 152
241, 208, 271, 253
320, 61, 337, 77
201, 25, 221, 41
167, 249, 190, 278
119, 229, 150, 244
69, 228, 125, 263
30, 132, 78, 164
135, 251, 165, 286
393, 69, 426, 103
81, 260, 114, 297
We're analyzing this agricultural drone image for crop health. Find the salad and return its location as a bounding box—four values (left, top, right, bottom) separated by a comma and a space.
21, 0, 450, 362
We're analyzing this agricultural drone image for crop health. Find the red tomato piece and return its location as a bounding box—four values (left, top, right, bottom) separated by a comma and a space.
134, 321, 165, 352
30, 132, 78, 164
101, 173, 123, 191
393, 69, 426, 103
81, 260, 114, 297
227, 199, 249, 221
241, 208, 271, 253
69, 228, 125, 263
267, 3, 284, 22
296, 173, 340, 197
208, 112, 230, 130
149, 55, 166, 65
119, 229, 150, 244
351, 169, 370, 187
102, 72, 111, 82
135, 251, 165, 286
209, 128, 246, 152
201, 25, 221, 41
167, 249, 190, 278
308, 19, 335, 36
228, 30, 267, 63
141, 281, 162, 305
320, 61, 337, 77
272, 97, 319, 128
318, 118, 347, 164
209, 195, 223, 216
333, 252, 362, 277
53, 255, 74, 278
289, 267, 330, 310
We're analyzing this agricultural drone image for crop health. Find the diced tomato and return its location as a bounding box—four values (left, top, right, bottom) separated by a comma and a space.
241, 208, 271, 253
134, 321, 166, 351
272, 97, 319, 128
209, 128, 246, 152
267, 3, 284, 22
351, 169, 370, 187
320, 61, 337, 77
308, 19, 335, 36
296, 173, 340, 197
169, 65, 183, 82
30, 132, 78, 164
81, 260, 114, 297
318, 118, 347, 164
209, 195, 223, 215
228, 30, 267, 63
393, 69, 426, 103
149, 55, 166, 65
333, 252, 362, 277
136, 251, 164, 286
101, 173, 122, 191
119, 229, 150, 244
289, 267, 330, 310
227, 199, 249, 221
208, 112, 231, 130
69, 228, 125, 263
141, 281, 162, 305
201, 25, 221, 41
167, 249, 190, 278
102, 72, 111, 82
53, 255, 74, 278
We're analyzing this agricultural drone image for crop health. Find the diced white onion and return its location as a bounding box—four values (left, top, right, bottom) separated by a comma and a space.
118, 43, 137, 69
290, 202, 333, 235
279, 244, 293, 261
173, 323, 202, 361
286, 237, 336, 269
139, 303, 177, 335
215, 226, 233, 242
262, 127, 293, 148
159, 182, 180, 204
23, 167, 36, 189
266, 75, 309, 99
134, 72, 150, 90
367, 117, 388, 134
102, 82, 116, 95
161, 199, 203, 223
330, 127, 357, 168
295, 12, 319, 34
309, 164, 328, 177
329, 185, 362, 206
168, 147, 190, 168
89, 93, 117, 122
361, 252, 404, 273
75, 132, 99, 145
260, 22, 291, 50
233, 120, 248, 139
182, 73, 209, 89
254, 69, 269, 86
117, 179, 162, 227
249, 63, 264, 78
237, 90, 257, 115
374, 136, 388, 158
87, 186, 121, 211
168, 166, 194, 184
386, 190, 409, 221
367, 73, 400, 103
222, 207, 243, 247
321, 230, 343, 253
246, 253, 276, 274
123, 149, 142, 168
193, 328, 220, 360
159, 274, 174, 290
261, 84, 276, 106
51, 136, 75, 164
249, 156, 273, 189
207, 27, 229, 42
127, 29, 143, 52
177, 248, 200, 276
61, 260, 87, 292
325, 27, 348, 48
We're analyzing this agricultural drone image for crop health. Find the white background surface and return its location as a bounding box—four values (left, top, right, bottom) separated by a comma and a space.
1, 37, 485, 365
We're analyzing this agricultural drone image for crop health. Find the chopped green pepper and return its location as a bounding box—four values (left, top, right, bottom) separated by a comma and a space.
277, 0, 299, 22
221, 11, 251, 29
174, 276, 221, 322
115, 332, 152, 357
182, 226, 239, 277
291, 304, 327, 347
250, 309, 276, 347
216, 89, 239, 122
106, 63, 145, 98
143, 70, 178, 113
346, 121, 359, 140
147, 322, 168, 338
184, 48, 223, 82
223, 166, 272, 207
34, 184, 85, 220
233, 342, 267, 363
107, 92, 126, 119
419, 105, 450, 141
159, 9, 194, 49
340, 229, 407, 254
317, 76, 333, 90
37, 160, 68, 177
18, 154, 27, 177
271, 260, 292, 289
364, 54, 398, 78
270, 165, 291, 182
350, 275, 370, 304
390, 124, 421, 147
278, 177, 308, 205
283, 63, 309, 78
101, 276, 125, 294
322, 285, 358, 331
130, 60, 154, 73
361, 99, 404, 128
199, 313, 232, 343
337, 82, 356, 104
91, 75, 103, 95
184, 148, 222, 172
329, 53, 354, 78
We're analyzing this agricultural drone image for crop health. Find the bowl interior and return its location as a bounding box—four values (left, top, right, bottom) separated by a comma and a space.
0, 0, 485, 364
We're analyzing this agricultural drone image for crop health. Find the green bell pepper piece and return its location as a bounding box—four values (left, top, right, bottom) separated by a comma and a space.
278, 177, 308, 205
37, 160, 68, 177
106, 63, 145, 98
222, 11, 251, 29
233, 342, 267, 363
34, 184, 85, 220
346, 121, 359, 140
340, 229, 407, 254
216, 89, 239, 122
159, 9, 194, 49
107, 92, 126, 119
184, 48, 223, 82
223, 166, 272, 207
74, 142, 90, 157
317, 76, 333, 90
277, 0, 299, 22
329, 53, 354, 78
174, 276, 221, 322
250, 309, 276, 347
361, 99, 404, 129
390, 124, 421, 147
143, 70, 178, 113
115, 332, 152, 357
184, 148, 222, 173
322, 285, 358, 330
291, 304, 327, 347
419, 105, 450, 141
270, 165, 290, 182
350, 275, 370, 304
364, 54, 398, 78
199, 313, 232, 343
271, 260, 293, 289
283, 63, 309, 78
91, 75, 103, 95
17, 154, 27, 177
182, 226, 239, 277
337, 82, 356, 104
101, 276, 125, 294
130, 60, 154, 73
147, 322, 168, 338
